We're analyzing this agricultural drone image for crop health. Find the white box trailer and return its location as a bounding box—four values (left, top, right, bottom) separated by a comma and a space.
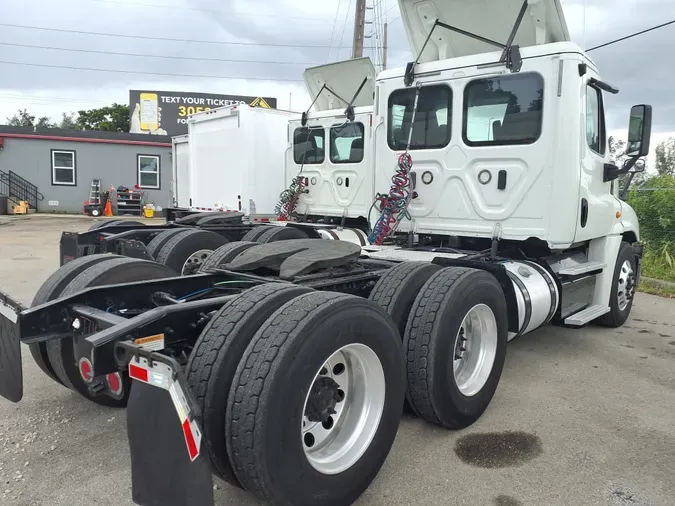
170, 135, 190, 208
186, 105, 300, 214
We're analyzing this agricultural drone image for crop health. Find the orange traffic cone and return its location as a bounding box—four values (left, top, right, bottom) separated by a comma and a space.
104, 199, 113, 217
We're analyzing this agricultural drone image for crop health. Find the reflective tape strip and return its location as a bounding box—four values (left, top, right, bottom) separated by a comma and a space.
128, 357, 202, 462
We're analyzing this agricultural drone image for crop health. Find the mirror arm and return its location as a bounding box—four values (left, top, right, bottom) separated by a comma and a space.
620, 157, 638, 175
620, 172, 636, 201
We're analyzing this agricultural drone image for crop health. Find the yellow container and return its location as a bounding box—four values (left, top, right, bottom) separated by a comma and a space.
12, 201, 28, 215
143, 207, 155, 218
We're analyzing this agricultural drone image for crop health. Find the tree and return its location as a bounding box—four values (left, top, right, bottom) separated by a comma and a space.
5, 108, 56, 128
610, 135, 648, 191
58, 112, 79, 130
76, 103, 130, 132
654, 137, 675, 176
627, 174, 675, 247
35, 116, 56, 128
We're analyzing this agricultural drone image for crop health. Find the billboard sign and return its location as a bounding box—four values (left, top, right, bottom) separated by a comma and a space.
129, 90, 277, 136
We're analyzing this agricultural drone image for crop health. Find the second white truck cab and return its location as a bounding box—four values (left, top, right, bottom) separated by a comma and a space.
284, 58, 378, 228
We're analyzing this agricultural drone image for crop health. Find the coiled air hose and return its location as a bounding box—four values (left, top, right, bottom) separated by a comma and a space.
368, 83, 422, 245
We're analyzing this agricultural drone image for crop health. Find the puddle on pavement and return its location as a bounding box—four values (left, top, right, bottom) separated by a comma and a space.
454, 431, 542, 468
494, 496, 523, 506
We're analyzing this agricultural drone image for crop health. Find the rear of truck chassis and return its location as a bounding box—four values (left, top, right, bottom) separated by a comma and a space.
0, 230, 641, 505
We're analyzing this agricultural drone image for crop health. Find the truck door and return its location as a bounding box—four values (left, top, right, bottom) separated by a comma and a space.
574, 73, 617, 242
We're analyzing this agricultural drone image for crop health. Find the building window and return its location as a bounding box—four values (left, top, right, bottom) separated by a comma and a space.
293, 127, 325, 164
586, 84, 606, 155
463, 73, 544, 146
138, 155, 160, 189
51, 150, 76, 186
388, 85, 452, 150
330, 122, 365, 164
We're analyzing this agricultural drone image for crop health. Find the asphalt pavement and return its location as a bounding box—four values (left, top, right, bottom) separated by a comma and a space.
1, 215, 674, 506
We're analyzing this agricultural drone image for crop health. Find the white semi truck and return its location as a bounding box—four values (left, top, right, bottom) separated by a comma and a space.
0, 1, 651, 505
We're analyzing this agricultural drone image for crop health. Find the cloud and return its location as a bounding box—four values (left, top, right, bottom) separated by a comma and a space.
1, 0, 674, 144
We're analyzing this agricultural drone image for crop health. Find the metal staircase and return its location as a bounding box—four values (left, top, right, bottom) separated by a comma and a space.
0, 169, 44, 211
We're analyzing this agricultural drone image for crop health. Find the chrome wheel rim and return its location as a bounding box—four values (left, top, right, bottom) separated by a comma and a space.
181, 249, 213, 275
617, 260, 635, 311
453, 304, 498, 397
301, 343, 385, 475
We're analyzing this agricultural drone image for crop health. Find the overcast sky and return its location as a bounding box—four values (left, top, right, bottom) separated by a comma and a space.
1, 0, 674, 143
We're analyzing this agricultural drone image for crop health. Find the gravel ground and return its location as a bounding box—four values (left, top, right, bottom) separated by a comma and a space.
0, 215, 674, 506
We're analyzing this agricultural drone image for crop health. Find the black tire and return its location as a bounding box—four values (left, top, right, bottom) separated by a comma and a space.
90, 220, 146, 232
369, 261, 443, 337
197, 241, 257, 273
227, 292, 405, 505
196, 213, 243, 226
241, 226, 274, 242
29, 253, 124, 385
146, 229, 187, 258
155, 229, 229, 275
597, 241, 637, 327
89, 220, 121, 231
369, 261, 443, 414
404, 267, 508, 429
186, 283, 313, 486
45, 258, 177, 407
257, 226, 309, 243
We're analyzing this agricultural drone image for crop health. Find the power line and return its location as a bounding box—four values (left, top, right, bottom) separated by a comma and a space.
0, 23, 376, 50
587, 19, 675, 52
87, 0, 334, 21
382, 2, 399, 18
0, 60, 304, 82
0, 41, 319, 66
336, 0, 355, 60
326, 0, 344, 63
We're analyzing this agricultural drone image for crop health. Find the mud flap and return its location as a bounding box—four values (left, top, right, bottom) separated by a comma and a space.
0, 295, 23, 402
125, 353, 214, 506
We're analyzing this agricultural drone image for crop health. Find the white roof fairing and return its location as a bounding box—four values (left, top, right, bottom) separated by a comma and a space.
303, 57, 377, 112
398, 0, 571, 63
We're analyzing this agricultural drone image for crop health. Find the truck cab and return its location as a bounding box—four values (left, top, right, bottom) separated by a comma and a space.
285, 58, 377, 228
373, 0, 643, 250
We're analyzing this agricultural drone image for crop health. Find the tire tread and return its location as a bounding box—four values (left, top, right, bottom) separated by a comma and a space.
227, 291, 348, 498
404, 267, 473, 425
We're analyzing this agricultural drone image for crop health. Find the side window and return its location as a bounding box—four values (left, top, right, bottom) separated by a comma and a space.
138, 155, 160, 189
51, 150, 76, 186
586, 85, 606, 155
330, 122, 365, 163
293, 127, 325, 164
387, 85, 451, 150
463, 73, 544, 146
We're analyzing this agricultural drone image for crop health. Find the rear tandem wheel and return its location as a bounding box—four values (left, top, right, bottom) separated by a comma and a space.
45, 257, 177, 407
404, 267, 509, 429
29, 254, 125, 386
155, 229, 230, 275
226, 291, 406, 505
185, 283, 313, 486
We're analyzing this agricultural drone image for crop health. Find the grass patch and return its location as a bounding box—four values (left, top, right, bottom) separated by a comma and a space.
638, 278, 675, 298
641, 247, 675, 282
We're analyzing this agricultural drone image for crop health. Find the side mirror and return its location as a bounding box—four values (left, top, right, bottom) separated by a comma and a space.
632, 159, 646, 173
626, 105, 652, 157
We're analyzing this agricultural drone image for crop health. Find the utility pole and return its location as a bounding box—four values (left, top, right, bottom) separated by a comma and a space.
383, 22, 388, 70
352, 0, 366, 58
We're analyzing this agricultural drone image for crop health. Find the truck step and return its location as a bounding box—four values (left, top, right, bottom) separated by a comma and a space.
564, 305, 610, 326
558, 261, 606, 276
